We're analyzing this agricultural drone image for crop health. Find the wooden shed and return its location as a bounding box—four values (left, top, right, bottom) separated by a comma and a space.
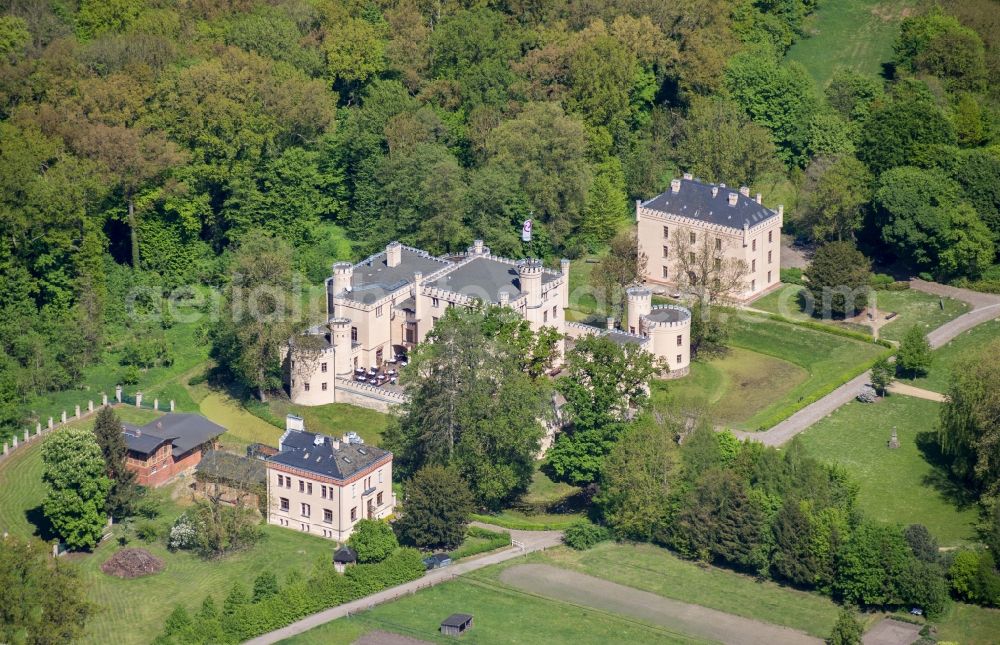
440, 613, 474, 636
333, 545, 357, 573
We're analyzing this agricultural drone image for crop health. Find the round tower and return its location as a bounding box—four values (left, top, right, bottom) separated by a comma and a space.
626, 286, 652, 335
641, 305, 692, 378
329, 317, 353, 376
518, 259, 543, 308
332, 262, 354, 296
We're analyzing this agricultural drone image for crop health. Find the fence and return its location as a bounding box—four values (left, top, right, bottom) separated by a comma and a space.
0, 387, 176, 465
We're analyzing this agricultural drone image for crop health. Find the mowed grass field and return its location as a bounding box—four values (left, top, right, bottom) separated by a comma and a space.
786, 0, 917, 89
660, 315, 885, 430
900, 318, 1000, 394
795, 396, 977, 546
284, 572, 707, 645
751, 285, 969, 342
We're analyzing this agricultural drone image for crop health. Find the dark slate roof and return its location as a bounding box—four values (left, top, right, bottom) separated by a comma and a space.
123, 414, 226, 458
426, 257, 560, 302
123, 426, 172, 455
441, 614, 474, 628
333, 545, 358, 563
341, 247, 450, 305
268, 430, 391, 481
645, 307, 690, 323
643, 179, 777, 230
604, 330, 649, 347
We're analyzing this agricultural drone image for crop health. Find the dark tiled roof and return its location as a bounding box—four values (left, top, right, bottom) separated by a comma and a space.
333, 545, 358, 563
441, 614, 474, 628
645, 307, 690, 323
426, 257, 560, 302
643, 179, 777, 230
123, 414, 226, 458
268, 430, 391, 481
341, 247, 450, 305
604, 330, 649, 347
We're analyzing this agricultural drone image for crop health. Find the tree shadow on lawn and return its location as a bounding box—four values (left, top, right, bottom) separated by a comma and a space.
915, 431, 977, 511
25, 504, 60, 542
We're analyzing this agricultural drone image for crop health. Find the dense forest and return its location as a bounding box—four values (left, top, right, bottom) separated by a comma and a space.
1, 0, 999, 440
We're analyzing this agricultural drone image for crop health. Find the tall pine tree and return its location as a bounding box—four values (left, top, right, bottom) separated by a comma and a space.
92, 406, 138, 519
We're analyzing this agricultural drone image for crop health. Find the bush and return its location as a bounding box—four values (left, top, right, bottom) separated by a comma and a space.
918, 272, 935, 282
122, 365, 140, 385
347, 519, 398, 564
135, 521, 160, 543
780, 267, 804, 285
449, 527, 510, 560
950, 550, 1000, 606
563, 520, 612, 550
168, 514, 197, 551
885, 280, 910, 291
871, 273, 894, 289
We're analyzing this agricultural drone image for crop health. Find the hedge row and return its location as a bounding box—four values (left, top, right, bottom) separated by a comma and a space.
154, 548, 426, 644
449, 526, 510, 560
759, 311, 894, 348
749, 347, 895, 432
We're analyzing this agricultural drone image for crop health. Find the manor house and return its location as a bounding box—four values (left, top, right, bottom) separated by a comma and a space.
286, 240, 569, 408
636, 174, 784, 302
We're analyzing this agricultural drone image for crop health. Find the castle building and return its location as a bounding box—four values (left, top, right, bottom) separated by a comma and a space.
635, 175, 783, 302
287, 240, 569, 408
264, 415, 394, 541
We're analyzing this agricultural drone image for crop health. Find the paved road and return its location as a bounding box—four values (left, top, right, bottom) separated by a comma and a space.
244, 525, 561, 645
737, 280, 1000, 447
499, 564, 821, 645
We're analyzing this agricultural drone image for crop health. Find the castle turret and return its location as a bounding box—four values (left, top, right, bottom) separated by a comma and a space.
329, 317, 352, 376
518, 259, 543, 309
626, 286, 652, 336
332, 262, 353, 296
641, 305, 692, 378
560, 258, 571, 311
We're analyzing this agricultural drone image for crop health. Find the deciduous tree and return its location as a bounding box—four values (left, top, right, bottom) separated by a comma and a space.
897, 326, 932, 378
42, 428, 111, 550
347, 519, 398, 564
804, 241, 872, 318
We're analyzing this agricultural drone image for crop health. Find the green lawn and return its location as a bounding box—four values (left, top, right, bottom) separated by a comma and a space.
795, 396, 977, 546
665, 315, 885, 431
935, 601, 1000, 645
510, 544, 840, 639
751, 285, 969, 342
248, 398, 389, 447
0, 407, 161, 540
283, 575, 705, 645
473, 461, 586, 530
657, 347, 808, 427
566, 255, 604, 323
901, 318, 1000, 394
0, 415, 333, 645
786, 0, 917, 89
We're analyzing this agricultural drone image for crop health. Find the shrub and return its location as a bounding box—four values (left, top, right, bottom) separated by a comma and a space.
135, 521, 160, 543
950, 550, 1000, 606
871, 273, 894, 289
563, 520, 612, 550
122, 365, 140, 385
168, 513, 197, 550
780, 267, 804, 285
829, 607, 864, 645
347, 519, 398, 564
886, 280, 910, 291
918, 272, 934, 282
449, 527, 510, 560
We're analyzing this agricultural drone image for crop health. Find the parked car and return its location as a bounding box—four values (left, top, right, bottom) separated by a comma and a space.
909, 608, 923, 616
423, 553, 452, 570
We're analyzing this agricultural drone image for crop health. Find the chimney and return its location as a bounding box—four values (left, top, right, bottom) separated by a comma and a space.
683, 172, 693, 180
719, 183, 726, 188
755, 193, 762, 204
136, 429, 141, 437
386, 241, 402, 268
286, 414, 304, 432
739, 186, 750, 197
728, 192, 738, 206
313, 434, 325, 446
499, 290, 510, 307
606, 316, 615, 331
331, 438, 340, 450
711, 187, 719, 198
778, 205, 784, 218
342, 434, 350, 445
670, 179, 681, 193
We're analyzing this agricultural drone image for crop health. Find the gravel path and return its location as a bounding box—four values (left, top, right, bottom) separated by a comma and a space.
244, 524, 561, 645
499, 564, 821, 645
737, 281, 1000, 446
886, 382, 947, 402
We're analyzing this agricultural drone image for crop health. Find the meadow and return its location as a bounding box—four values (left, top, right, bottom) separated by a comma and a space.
900, 318, 1000, 394
785, 0, 918, 89
795, 396, 977, 546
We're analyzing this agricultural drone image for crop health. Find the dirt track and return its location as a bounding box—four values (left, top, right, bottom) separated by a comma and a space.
498, 564, 821, 645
